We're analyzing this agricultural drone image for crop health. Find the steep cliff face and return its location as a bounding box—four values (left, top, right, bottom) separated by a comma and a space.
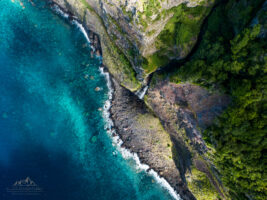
51, 0, 215, 91
91, 0, 214, 78
49, 0, 229, 199
48, 0, 266, 199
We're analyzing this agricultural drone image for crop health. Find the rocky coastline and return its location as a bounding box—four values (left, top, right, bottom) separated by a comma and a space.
110, 79, 196, 200
50, 2, 191, 199
48, 1, 232, 200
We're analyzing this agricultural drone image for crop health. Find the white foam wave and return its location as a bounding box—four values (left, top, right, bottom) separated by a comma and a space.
52, 4, 69, 18
52, 4, 95, 52
107, 134, 181, 200
52, 5, 181, 199
71, 20, 96, 52
100, 67, 181, 200
71, 20, 91, 44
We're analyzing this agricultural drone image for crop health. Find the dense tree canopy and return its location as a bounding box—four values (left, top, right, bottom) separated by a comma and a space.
170, 0, 267, 199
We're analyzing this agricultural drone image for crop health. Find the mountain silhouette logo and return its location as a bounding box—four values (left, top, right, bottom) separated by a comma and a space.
13, 177, 37, 187
6, 177, 43, 195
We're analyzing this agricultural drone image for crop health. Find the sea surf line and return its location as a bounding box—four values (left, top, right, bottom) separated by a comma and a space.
52, 4, 181, 200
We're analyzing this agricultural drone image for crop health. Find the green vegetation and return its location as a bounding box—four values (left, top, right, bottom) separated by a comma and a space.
80, 0, 94, 12
155, 4, 211, 50
80, 0, 216, 83
169, 0, 267, 199
80, 0, 141, 91
78, 0, 266, 198
139, 0, 162, 24
142, 2, 214, 75
186, 166, 220, 200
103, 35, 141, 91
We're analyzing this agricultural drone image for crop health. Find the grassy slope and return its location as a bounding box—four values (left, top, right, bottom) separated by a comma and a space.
142, 2, 215, 75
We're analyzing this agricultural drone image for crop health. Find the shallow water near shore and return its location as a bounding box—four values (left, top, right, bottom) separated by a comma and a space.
0, 1, 176, 200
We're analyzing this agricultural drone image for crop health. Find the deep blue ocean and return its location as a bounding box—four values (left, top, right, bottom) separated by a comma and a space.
0, 0, 176, 200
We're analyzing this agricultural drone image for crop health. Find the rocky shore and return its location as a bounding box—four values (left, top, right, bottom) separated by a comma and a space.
49, 1, 231, 200
50, 3, 191, 199
109, 74, 231, 200
110, 79, 196, 200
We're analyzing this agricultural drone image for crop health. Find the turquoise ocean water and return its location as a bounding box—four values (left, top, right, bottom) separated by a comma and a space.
0, 0, 177, 200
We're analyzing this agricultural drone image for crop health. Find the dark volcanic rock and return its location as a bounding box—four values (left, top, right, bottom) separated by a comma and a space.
110, 79, 196, 200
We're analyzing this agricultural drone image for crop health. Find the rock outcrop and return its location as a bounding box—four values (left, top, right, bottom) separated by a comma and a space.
110, 79, 196, 200
145, 78, 231, 199
51, 0, 215, 91
48, 0, 232, 199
